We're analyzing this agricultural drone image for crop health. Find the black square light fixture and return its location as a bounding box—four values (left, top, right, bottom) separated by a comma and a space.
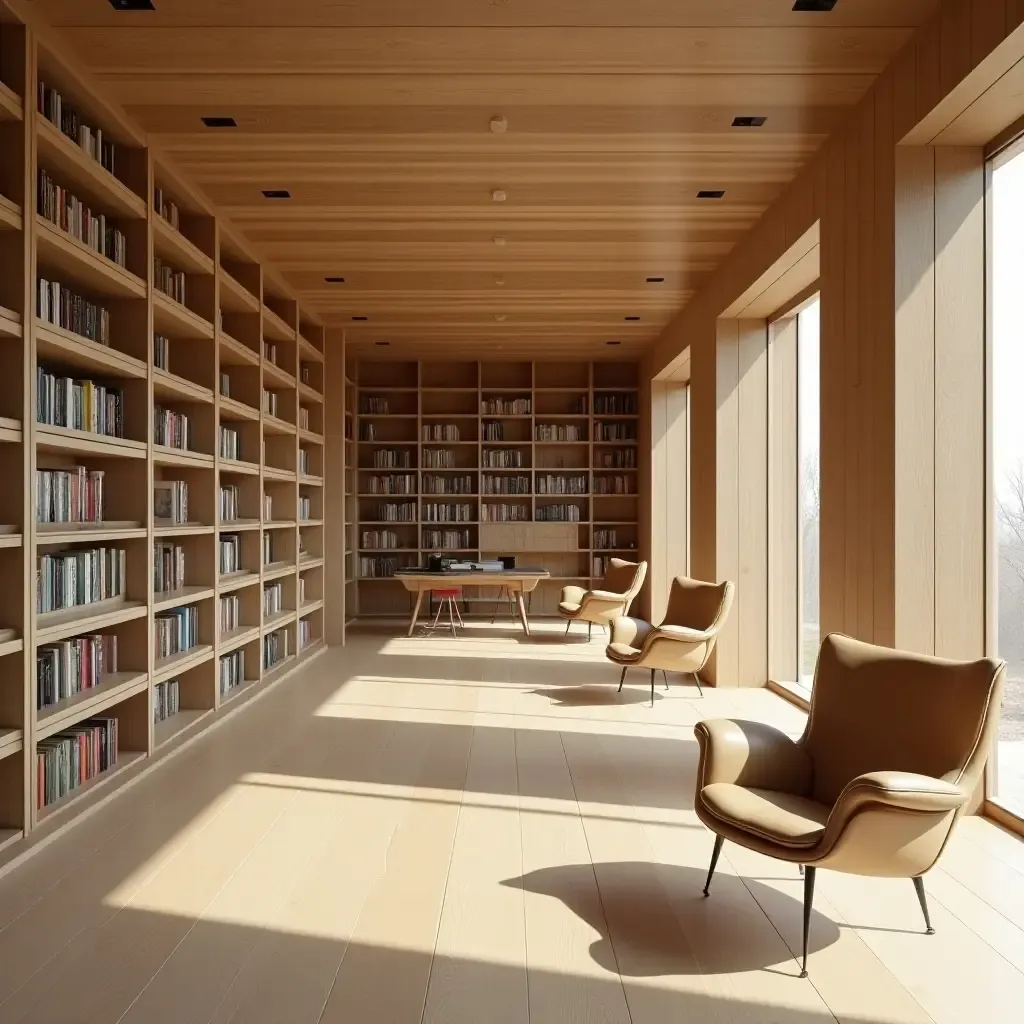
109, 0, 155, 9
201, 116, 236, 128
732, 116, 767, 128
646, 276, 665, 283
793, 0, 838, 10
324, 277, 346, 283
352, 316, 369, 322
624, 316, 641, 322
697, 190, 726, 199
375, 341, 390, 347
607, 340, 622, 346
261, 189, 291, 199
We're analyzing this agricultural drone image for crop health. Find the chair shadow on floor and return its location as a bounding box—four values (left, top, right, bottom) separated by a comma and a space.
530, 684, 665, 707
504, 862, 841, 977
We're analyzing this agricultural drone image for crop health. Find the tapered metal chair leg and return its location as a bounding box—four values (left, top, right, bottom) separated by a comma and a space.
588, 622, 593, 641
454, 600, 465, 627
662, 669, 670, 690
650, 668, 655, 706
800, 865, 816, 978
447, 598, 458, 638
617, 666, 627, 692
564, 619, 571, 636
703, 835, 724, 896
693, 672, 704, 697
913, 876, 936, 935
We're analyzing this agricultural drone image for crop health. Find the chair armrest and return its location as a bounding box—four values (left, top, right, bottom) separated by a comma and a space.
588, 589, 627, 602
560, 585, 587, 605
657, 623, 714, 643
695, 719, 813, 795
830, 772, 966, 819
610, 616, 655, 648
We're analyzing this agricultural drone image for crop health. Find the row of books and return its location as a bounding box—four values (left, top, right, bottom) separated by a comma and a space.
299, 618, 313, 649
360, 423, 378, 441
594, 529, 626, 550
372, 503, 416, 522
298, 407, 310, 431
155, 604, 199, 660
36, 634, 117, 711
153, 188, 181, 231
263, 390, 279, 417
362, 474, 416, 494
359, 556, 403, 578
263, 341, 277, 364
38, 278, 110, 345
593, 475, 635, 495
263, 582, 284, 616
298, 449, 310, 475
482, 474, 530, 494
154, 405, 192, 450
220, 594, 240, 632
422, 424, 461, 441
298, 577, 308, 604
423, 474, 474, 494
482, 398, 530, 415
535, 424, 585, 442
263, 629, 289, 670
38, 170, 128, 267
262, 532, 274, 564
154, 541, 185, 593
422, 503, 473, 522
594, 395, 637, 415
361, 530, 400, 550
595, 423, 637, 442
482, 422, 504, 441
262, 494, 274, 521
537, 474, 588, 495
153, 334, 170, 371
360, 397, 390, 414
37, 717, 118, 811
219, 485, 240, 522
154, 256, 186, 304
36, 466, 105, 524
481, 504, 530, 522
219, 426, 240, 460
299, 496, 312, 520
154, 679, 180, 724
372, 449, 413, 469
37, 368, 124, 438
219, 650, 246, 697
482, 449, 524, 468
37, 546, 126, 614
220, 373, 231, 399
596, 450, 637, 469
155, 480, 188, 524
219, 534, 241, 574
537, 504, 584, 522
38, 83, 117, 175
423, 529, 472, 550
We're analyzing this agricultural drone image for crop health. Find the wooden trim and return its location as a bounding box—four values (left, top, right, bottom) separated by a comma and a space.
982, 798, 1024, 839
766, 678, 810, 713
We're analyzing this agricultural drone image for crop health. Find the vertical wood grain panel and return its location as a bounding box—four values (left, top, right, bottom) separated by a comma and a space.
934, 146, 986, 660
915, 17, 943, 136
1008, 0, 1024, 34
688, 317, 717, 589
638, 372, 654, 620
648, 380, 668, 624
940, 0, 974, 101
892, 42, 919, 143
971, 0, 1007, 69
324, 330, 347, 646
715, 319, 740, 686
736, 319, 769, 687
768, 316, 798, 683
666, 383, 689, 587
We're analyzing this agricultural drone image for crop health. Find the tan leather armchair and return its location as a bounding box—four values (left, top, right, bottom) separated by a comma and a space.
695, 633, 1005, 978
558, 558, 647, 640
606, 575, 735, 703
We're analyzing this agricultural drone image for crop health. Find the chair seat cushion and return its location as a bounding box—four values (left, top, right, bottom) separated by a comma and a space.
605, 641, 642, 664
558, 601, 582, 615
698, 783, 830, 848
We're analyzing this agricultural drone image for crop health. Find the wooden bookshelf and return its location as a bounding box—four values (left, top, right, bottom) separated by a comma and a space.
349, 360, 640, 619
0, 23, 329, 867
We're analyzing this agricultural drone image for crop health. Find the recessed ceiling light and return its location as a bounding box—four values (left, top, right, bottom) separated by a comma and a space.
624, 316, 641, 322
732, 116, 767, 127
490, 116, 508, 134
697, 190, 726, 199
375, 341, 390, 347
493, 236, 506, 246
495, 277, 505, 286
495, 314, 508, 322
491, 189, 507, 203
607, 340, 622, 346
352, 316, 368, 321
261, 189, 291, 199
109, 0, 155, 8
324, 277, 346, 283
792, 0, 837, 10
646, 277, 665, 283
201, 116, 236, 128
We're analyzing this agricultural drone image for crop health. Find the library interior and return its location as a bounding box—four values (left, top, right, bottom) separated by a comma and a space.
0, 0, 1022, 1021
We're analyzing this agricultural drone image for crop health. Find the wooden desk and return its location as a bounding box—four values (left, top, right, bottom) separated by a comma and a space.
395, 569, 551, 636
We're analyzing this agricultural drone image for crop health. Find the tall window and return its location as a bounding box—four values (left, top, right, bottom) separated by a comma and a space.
798, 299, 821, 685
991, 145, 1024, 817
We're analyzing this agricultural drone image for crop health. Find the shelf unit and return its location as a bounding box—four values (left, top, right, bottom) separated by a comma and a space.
0, 21, 328, 865
348, 360, 640, 619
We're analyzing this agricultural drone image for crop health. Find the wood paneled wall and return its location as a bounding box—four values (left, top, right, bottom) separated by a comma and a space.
647, 0, 1014, 682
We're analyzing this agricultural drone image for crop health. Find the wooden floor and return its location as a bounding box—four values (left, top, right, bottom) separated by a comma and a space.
1, 623, 1023, 1023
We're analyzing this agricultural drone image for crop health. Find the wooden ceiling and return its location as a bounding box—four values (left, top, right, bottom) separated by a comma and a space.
31, 0, 939, 358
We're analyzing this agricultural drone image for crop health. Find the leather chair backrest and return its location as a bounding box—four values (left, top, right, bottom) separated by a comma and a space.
802, 633, 1005, 806
663, 576, 735, 633
602, 558, 643, 598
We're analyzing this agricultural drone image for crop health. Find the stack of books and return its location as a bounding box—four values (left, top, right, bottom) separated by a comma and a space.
263, 582, 284, 616
154, 481, 188, 525
38, 83, 117, 172
218, 535, 241, 574
153, 188, 180, 229
153, 334, 170, 371
36, 717, 119, 810
36, 467, 105, 524
37, 546, 126, 614
153, 256, 186, 304
263, 629, 289, 670
154, 604, 199, 659
219, 594, 240, 632
36, 634, 118, 710
153, 542, 186, 593
37, 368, 124, 437
219, 650, 245, 697
219, 485, 239, 521
38, 170, 127, 267
154, 405, 192, 450
37, 279, 110, 345
153, 679, 180, 723
219, 426, 239, 460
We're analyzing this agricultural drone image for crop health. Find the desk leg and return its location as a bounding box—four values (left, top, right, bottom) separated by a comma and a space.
407, 589, 425, 636
516, 592, 531, 637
